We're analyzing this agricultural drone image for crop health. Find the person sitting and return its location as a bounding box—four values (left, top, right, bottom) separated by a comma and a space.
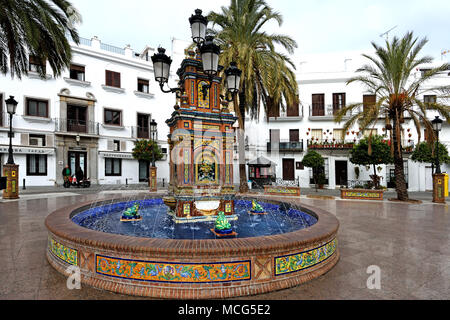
75, 166, 84, 188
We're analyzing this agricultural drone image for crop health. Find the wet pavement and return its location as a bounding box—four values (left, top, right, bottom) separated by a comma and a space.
0, 191, 449, 300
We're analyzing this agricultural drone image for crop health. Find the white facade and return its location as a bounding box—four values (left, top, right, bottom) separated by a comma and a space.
1, 38, 449, 192
0, 36, 179, 187
244, 51, 450, 192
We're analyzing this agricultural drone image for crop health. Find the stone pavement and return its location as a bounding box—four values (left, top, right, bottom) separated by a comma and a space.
0, 190, 449, 300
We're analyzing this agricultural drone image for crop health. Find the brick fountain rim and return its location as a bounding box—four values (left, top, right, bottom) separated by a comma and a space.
44, 195, 340, 299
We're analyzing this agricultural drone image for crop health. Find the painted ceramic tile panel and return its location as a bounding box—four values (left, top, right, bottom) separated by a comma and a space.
49, 237, 78, 266
275, 238, 337, 276
96, 255, 251, 283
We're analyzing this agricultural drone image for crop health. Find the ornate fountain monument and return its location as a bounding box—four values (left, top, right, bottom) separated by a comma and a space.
44, 9, 340, 299
164, 49, 238, 223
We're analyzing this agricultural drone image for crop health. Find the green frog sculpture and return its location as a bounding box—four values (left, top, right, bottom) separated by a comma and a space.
120, 203, 142, 222
250, 200, 266, 215
214, 211, 233, 235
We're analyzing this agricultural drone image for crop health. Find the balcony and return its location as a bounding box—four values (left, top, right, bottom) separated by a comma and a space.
309, 105, 360, 121
267, 139, 304, 153
55, 118, 99, 136
307, 139, 355, 150
268, 105, 304, 122
131, 126, 151, 139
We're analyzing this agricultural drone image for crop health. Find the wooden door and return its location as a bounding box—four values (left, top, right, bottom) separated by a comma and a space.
312, 94, 325, 116
363, 95, 376, 113
282, 159, 295, 181
290, 129, 299, 142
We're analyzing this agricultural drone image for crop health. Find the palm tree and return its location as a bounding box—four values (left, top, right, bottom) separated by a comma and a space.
335, 31, 450, 201
208, 0, 299, 193
0, 0, 81, 79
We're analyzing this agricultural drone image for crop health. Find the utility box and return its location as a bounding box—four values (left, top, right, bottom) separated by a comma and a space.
2, 164, 19, 200
433, 173, 447, 204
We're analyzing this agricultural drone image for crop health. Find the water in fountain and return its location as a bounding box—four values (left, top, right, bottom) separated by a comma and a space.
71, 198, 317, 240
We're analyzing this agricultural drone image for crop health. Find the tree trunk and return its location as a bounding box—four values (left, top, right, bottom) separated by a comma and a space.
392, 110, 409, 200
234, 89, 249, 194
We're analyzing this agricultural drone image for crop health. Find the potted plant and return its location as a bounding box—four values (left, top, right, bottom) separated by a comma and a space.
317, 173, 327, 189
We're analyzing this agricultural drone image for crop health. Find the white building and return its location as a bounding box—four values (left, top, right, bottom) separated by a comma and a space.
0, 35, 178, 187
245, 51, 450, 192
1, 37, 449, 192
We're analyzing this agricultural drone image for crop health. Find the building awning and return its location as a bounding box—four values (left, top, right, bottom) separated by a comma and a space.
0, 145, 55, 155
247, 156, 277, 166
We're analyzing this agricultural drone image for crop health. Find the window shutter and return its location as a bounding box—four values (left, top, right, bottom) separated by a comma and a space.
107, 139, 114, 151
46, 135, 54, 148
120, 141, 127, 152
21, 133, 29, 146
114, 72, 121, 88
106, 71, 112, 86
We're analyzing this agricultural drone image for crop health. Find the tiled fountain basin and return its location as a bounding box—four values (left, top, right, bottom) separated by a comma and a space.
45, 196, 339, 299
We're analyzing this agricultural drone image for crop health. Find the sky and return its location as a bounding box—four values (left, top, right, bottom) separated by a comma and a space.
71, 0, 450, 61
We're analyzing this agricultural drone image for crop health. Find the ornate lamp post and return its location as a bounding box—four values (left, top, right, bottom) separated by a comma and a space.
149, 119, 158, 192
3, 96, 19, 200
432, 116, 443, 174
151, 9, 241, 100
431, 116, 446, 203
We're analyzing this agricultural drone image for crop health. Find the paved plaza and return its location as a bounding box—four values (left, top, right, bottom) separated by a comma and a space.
0, 188, 449, 300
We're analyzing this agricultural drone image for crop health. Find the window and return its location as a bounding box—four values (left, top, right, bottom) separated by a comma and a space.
26, 155, 47, 176
424, 95, 437, 104
311, 129, 323, 141
332, 93, 346, 114
113, 140, 120, 151
363, 129, 378, 138
138, 79, 149, 93
420, 69, 431, 78
70, 64, 85, 81
105, 70, 121, 88
104, 109, 122, 126
29, 134, 46, 147
333, 129, 344, 141
105, 158, 121, 176
26, 98, 48, 118
29, 56, 46, 73
137, 113, 150, 139
363, 95, 376, 113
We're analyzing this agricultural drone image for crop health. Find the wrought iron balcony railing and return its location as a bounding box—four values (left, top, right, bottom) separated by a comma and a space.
55, 118, 99, 135
267, 139, 304, 153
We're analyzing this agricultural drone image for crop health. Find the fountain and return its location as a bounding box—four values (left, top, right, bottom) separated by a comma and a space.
44, 9, 340, 299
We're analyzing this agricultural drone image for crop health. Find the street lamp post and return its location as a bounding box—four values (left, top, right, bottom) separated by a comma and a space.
151, 9, 241, 101
431, 116, 446, 203
149, 119, 158, 192
3, 96, 19, 200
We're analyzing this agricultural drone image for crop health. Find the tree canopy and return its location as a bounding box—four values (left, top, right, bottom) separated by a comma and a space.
350, 135, 393, 167
132, 140, 163, 162
411, 141, 450, 164
0, 0, 81, 79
